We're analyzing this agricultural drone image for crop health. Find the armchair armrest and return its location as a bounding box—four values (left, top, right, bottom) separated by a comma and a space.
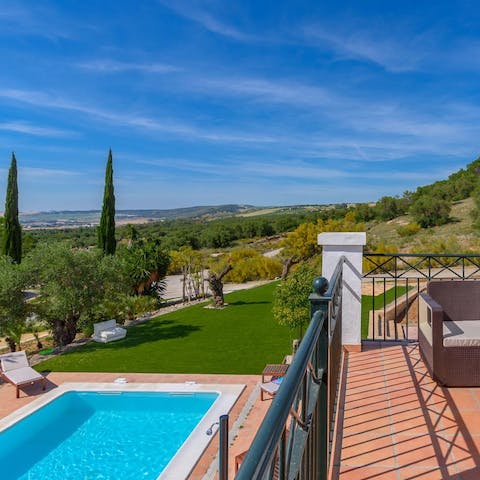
419, 293, 444, 350
419, 293, 442, 322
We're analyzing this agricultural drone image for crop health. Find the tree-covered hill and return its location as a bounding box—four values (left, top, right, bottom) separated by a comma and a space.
4, 156, 480, 254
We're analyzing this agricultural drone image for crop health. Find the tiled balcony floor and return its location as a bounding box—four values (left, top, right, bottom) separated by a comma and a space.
332, 342, 480, 480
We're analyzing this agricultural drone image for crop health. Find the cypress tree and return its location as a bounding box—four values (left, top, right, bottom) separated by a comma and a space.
98, 149, 116, 255
2, 152, 22, 263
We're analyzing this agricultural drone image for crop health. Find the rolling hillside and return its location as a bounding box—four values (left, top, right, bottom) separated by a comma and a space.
367, 197, 479, 251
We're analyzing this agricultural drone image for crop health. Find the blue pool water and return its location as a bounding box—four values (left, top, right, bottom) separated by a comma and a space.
0, 391, 218, 480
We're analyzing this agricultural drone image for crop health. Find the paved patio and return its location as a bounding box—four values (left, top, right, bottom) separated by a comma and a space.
332, 342, 480, 480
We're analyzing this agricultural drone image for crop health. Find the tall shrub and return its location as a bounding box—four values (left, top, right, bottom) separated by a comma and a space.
98, 149, 116, 254
410, 195, 451, 228
2, 153, 22, 263
273, 262, 316, 339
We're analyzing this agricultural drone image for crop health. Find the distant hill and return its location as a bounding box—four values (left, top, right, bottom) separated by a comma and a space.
20, 204, 258, 229
19, 203, 346, 229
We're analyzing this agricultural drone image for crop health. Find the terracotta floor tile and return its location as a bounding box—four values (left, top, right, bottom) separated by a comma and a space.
344, 402, 391, 419
338, 465, 398, 479
340, 433, 396, 467
345, 393, 389, 409
343, 402, 389, 421
346, 386, 388, 398
393, 434, 447, 467
343, 413, 392, 434
398, 466, 458, 480
442, 389, 479, 411
446, 410, 480, 435
390, 410, 431, 435
388, 394, 420, 408
469, 389, 480, 405
437, 433, 480, 471
348, 379, 387, 392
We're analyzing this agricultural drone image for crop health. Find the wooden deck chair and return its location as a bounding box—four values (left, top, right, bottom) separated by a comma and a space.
0, 351, 46, 398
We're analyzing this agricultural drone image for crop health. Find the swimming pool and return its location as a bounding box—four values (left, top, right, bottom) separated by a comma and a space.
0, 382, 244, 479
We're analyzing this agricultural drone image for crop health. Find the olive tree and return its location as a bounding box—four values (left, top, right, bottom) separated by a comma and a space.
27, 243, 129, 347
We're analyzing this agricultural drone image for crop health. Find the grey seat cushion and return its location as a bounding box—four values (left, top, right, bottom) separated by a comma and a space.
260, 381, 280, 395
4, 366, 43, 385
443, 320, 480, 347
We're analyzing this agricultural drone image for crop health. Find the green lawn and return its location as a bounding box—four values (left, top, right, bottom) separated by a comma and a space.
36, 282, 293, 375
361, 286, 409, 339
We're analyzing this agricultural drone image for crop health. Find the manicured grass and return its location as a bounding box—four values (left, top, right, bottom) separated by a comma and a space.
361, 286, 409, 339
35, 282, 293, 375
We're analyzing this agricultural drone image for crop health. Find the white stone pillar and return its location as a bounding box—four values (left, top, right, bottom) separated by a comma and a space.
318, 232, 366, 352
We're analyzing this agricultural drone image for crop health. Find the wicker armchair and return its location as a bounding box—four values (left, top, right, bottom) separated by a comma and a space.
419, 280, 480, 386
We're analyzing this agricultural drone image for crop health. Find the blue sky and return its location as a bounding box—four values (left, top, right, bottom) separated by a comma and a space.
1, 1, 480, 211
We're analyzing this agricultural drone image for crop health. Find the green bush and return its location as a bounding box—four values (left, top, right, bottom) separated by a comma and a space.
273, 262, 316, 338
396, 222, 421, 237
410, 195, 451, 228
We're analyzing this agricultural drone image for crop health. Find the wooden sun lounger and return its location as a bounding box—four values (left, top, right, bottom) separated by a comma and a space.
0, 351, 46, 398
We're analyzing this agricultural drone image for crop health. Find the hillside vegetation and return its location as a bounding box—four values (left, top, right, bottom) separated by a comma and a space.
3, 157, 480, 256
367, 197, 480, 252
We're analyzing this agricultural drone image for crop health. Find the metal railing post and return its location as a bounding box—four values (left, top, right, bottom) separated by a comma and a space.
310, 276, 329, 480
219, 414, 229, 480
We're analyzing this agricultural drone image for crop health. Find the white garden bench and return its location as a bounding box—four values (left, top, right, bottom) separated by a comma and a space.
92, 319, 127, 343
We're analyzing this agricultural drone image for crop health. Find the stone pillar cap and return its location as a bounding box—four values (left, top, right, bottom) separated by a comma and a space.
318, 232, 366, 246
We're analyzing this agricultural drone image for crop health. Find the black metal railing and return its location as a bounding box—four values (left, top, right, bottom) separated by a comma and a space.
233, 257, 345, 480
363, 253, 480, 341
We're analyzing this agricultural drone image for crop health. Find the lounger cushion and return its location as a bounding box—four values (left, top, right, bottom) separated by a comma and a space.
94, 319, 117, 336
0, 351, 29, 372
3, 366, 43, 386
260, 381, 280, 396
99, 327, 125, 339
443, 320, 480, 347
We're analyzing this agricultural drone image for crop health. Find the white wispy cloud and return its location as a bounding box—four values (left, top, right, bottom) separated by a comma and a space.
180, 72, 480, 158
0, 88, 276, 145
0, 2, 78, 40
240, 161, 451, 182
193, 76, 340, 108
1, 83, 477, 164
20, 167, 80, 178
132, 153, 455, 184
303, 137, 475, 163
302, 21, 429, 73
0, 121, 77, 138
76, 59, 181, 74
157, 0, 255, 42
